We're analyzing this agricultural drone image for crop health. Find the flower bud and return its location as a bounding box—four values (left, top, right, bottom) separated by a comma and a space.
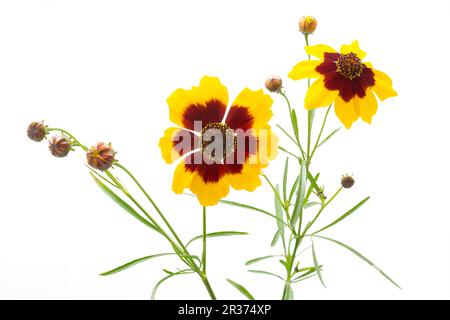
265, 75, 283, 93
27, 121, 48, 142
299, 16, 317, 34
341, 175, 355, 189
86, 142, 116, 171
48, 135, 72, 157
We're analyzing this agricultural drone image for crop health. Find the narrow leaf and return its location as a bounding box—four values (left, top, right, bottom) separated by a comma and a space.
245, 255, 280, 266
283, 282, 294, 300
186, 231, 248, 247
248, 269, 284, 281
291, 110, 300, 141
152, 269, 193, 300
272, 184, 284, 247
288, 175, 300, 204
226, 279, 255, 300
311, 239, 326, 288
304, 202, 321, 209
291, 160, 307, 227
271, 228, 283, 247
312, 196, 370, 234
283, 158, 289, 203
91, 174, 159, 233
100, 253, 173, 276
313, 235, 401, 289
318, 128, 341, 148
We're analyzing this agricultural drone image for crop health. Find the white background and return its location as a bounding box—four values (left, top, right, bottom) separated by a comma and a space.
1, 0, 449, 300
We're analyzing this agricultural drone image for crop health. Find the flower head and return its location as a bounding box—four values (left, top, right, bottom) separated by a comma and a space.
159, 76, 278, 206
265, 75, 283, 93
27, 121, 48, 142
288, 41, 397, 128
48, 135, 71, 157
299, 16, 317, 34
86, 142, 116, 171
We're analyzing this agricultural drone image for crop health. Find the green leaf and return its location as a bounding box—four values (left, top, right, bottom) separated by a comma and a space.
307, 171, 322, 195
271, 228, 283, 247
304, 202, 321, 209
226, 279, 255, 300
308, 109, 315, 136
276, 125, 298, 146
91, 174, 160, 233
219, 198, 290, 229
283, 282, 294, 300
283, 158, 289, 203
292, 266, 322, 282
100, 253, 173, 276
152, 269, 193, 300
245, 255, 280, 266
248, 269, 284, 281
312, 196, 370, 235
186, 231, 248, 247
312, 235, 401, 289
318, 128, 341, 148
272, 184, 285, 247
291, 110, 300, 141
288, 175, 300, 204
311, 239, 326, 288
291, 160, 307, 227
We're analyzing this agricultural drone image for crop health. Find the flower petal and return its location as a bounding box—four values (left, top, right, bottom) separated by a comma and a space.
172, 161, 196, 194
167, 76, 228, 129
190, 173, 230, 206
334, 96, 360, 129
248, 128, 279, 167
305, 78, 339, 110
228, 164, 262, 191
359, 89, 378, 124
230, 88, 273, 129
288, 60, 321, 80
372, 69, 398, 101
305, 44, 337, 59
159, 127, 199, 164
341, 40, 366, 59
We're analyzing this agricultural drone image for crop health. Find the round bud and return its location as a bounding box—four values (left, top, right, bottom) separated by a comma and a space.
299, 16, 317, 34
341, 175, 355, 189
27, 121, 48, 142
86, 142, 116, 171
265, 75, 283, 93
48, 135, 72, 158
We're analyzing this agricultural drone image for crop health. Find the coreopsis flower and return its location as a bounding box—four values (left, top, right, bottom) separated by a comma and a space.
159, 76, 278, 206
288, 41, 397, 128
86, 142, 116, 171
27, 121, 48, 142
48, 135, 72, 157
299, 16, 317, 34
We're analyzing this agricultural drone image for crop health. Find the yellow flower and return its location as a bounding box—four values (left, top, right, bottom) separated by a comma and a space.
288, 40, 397, 128
159, 76, 278, 206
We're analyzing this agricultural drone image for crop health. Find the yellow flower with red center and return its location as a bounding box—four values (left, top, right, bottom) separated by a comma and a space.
159, 76, 278, 206
289, 40, 397, 128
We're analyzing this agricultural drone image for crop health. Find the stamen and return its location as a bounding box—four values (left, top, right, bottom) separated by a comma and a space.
201, 122, 237, 162
336, 53, 363, 80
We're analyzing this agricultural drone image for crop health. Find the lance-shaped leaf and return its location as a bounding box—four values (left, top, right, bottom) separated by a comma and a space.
291, 160, 307, 227
186, 231, 248, 247
318, 128, 341, 148
311, 238, 326, 288
152, 269, 193, 300
272, 184, 285, 247
100, 253, 174, 276
226, 279, 255, 300
245, 255, 280, 266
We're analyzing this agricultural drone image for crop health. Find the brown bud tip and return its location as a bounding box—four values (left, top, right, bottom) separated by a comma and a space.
48, 135, 72, 158
86, 142, 116, 171
299, 16, 317, 34
27, 121, 48, 142
265, 75, 283, 93
341, 175, 355, 189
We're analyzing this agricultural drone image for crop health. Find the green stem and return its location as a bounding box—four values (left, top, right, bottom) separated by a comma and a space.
202, 206, 207, 273
309, 105, 332, 160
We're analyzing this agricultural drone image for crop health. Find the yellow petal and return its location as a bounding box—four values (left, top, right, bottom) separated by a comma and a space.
172, 162, 195, 194
167, 76, 228, 128
305, 79, 339, 110
231, 88, 273, 129
246, 127, 279, 167
190, 174, 230, 206
341, 40, 366, 59
372, 69, 398, 101
228, 164, 262, 192
288, 60, 321, 80
334, 96, 359, 129
305, 44, 336, 59
159, 127, 181, 164
359, 90, 378, 124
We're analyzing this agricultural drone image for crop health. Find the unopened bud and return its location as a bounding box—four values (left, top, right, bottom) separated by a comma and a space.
86, 142, 116, 171
299, 16, 317, 34
27, 121, 48, 142
265, 75, 283, 93
341, 175, 355, 189
48, 135, 72, 158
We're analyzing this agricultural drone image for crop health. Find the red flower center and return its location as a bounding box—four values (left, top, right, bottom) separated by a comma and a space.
336, 53, 363, 80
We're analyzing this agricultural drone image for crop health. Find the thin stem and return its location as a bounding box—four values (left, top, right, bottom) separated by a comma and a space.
309, 105, 332, 160
202, 206, 207, 273
199, 274, 217, 300
47, 128, 88, 151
